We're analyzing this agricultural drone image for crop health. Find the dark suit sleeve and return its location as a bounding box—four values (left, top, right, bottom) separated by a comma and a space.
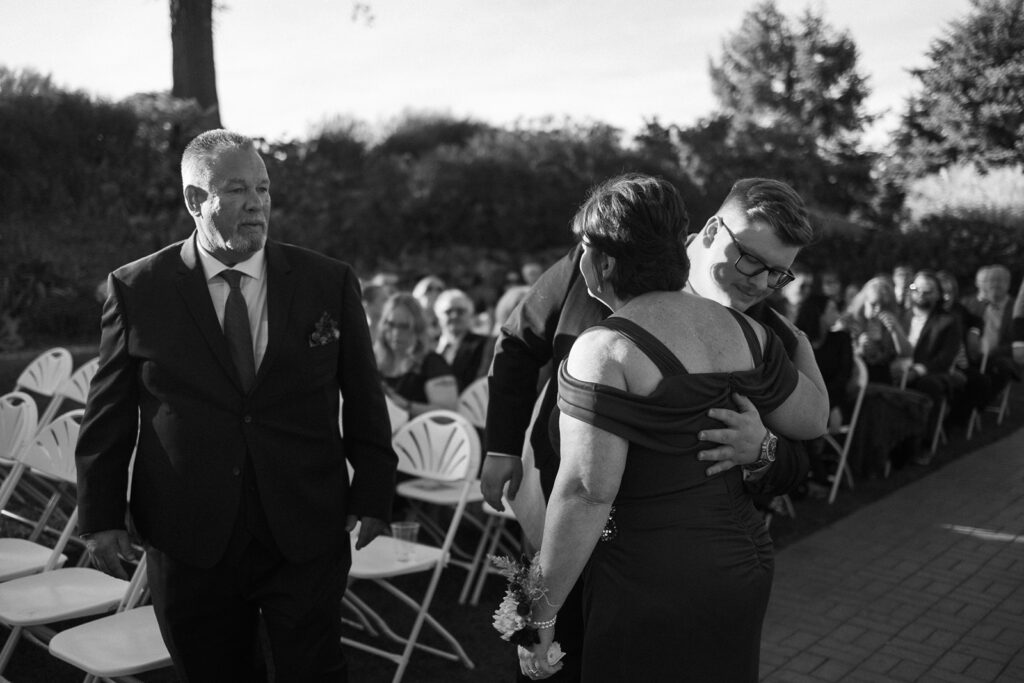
337, 266, 397, 521
75, 273, 140, 535
485, 248, 581, 457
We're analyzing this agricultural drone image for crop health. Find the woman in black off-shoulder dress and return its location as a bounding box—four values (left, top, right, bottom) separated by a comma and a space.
519, 175, 829, 682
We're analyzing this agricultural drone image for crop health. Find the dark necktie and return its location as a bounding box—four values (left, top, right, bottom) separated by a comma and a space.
220, 270, 256, 392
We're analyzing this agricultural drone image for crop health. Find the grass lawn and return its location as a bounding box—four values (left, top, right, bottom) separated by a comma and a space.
1, 346, 1021, 682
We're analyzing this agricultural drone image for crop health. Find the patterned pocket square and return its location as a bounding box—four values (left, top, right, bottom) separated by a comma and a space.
309, 311, 340, 347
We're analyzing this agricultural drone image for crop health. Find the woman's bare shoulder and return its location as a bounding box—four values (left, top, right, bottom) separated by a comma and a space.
566, 326, 630, 389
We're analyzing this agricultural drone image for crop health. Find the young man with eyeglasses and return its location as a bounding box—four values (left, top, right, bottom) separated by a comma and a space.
482, 177, 816, 683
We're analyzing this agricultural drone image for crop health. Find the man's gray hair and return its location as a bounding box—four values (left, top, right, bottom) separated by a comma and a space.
181, 129, 255, 190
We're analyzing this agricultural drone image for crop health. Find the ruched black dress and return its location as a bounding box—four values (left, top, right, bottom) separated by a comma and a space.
554, 312, 798, 682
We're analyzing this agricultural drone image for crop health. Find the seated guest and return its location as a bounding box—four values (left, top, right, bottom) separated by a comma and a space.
412, 275, 446, 348
1013, 278, 1024, 366
893, 270, 963, 465
964, 265, 1020, 400
837, 278, 930, 476
937, 270, 987, 420
434, 288, 494, 392
375, 293, 458, 416
840, 277, 911, 384
797, 294, 852, 495
779, 263, 815, 325
361, 282, 389, 338
893, 264, 914, 312
819, 268, 844, 308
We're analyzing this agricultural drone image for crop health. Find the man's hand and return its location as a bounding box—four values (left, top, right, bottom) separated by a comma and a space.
84, 529, 137, 580
697, 394, 767, 476
480, 455, 523, 511
347, 515, 389, 550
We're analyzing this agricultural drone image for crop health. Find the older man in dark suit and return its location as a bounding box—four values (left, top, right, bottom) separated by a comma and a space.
75, 129, 397, 682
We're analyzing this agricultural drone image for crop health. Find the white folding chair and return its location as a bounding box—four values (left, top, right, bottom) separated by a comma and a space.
342, 409, 480, 683
14, 347, 72, 400
35, 356, 98, 434
824, 355, 868, 504
0, 410, 136, 676
48, 556, 172, 682
0, 411, 84, 583
456, 376, 488, 431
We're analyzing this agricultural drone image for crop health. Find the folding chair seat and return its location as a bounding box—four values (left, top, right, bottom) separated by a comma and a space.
34, 356, 98, 435
456, 376, 488, 431
824, 355, 868, 504
48, 557, 172, 681
0, 411, 84, 582
342, 409, 480, 683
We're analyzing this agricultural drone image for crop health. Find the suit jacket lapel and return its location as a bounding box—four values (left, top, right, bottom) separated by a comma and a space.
175, 233, 244, 391
257, 241, 296, 387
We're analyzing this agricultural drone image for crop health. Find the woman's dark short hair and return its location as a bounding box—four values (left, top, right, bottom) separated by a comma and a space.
718, 178, 812, 247
571, 174, 690, 299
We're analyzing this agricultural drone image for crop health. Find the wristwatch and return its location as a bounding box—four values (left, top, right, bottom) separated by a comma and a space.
746, 429, 777, 470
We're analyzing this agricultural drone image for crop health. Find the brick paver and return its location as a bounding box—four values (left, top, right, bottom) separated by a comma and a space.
761, 426, 1024, 682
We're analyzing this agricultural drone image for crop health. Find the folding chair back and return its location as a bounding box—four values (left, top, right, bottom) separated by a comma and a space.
15, 348, 72, 398
393, 410, 481, 483
21, 409, 82, 486
825, 355, 868, 504
456, 377, 488, 430
35, 357, 98, 433
0, 391, 37, 466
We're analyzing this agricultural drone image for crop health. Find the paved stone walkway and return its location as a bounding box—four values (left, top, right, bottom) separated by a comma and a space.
760, 427, 1024, 682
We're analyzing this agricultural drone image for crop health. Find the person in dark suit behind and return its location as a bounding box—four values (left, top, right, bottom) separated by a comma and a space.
964, 265, 1021, 400
894, 270, 963, 466
434, 288, 494, 392
482, 177, 818, 682
75, 129, 398, 682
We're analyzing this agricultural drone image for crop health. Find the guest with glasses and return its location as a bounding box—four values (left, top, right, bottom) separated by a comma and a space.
375, 293, 458, 416
434, 288, 495, 392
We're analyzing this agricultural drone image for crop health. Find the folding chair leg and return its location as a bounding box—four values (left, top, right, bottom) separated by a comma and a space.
470, 517, 509, 606
966, 408, 981, 439
459, 516, 497, 604
930, 400, 947, 455
0, 625, 22, 674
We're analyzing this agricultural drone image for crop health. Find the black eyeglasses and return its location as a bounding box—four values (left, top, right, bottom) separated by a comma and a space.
717, 217, 796, 290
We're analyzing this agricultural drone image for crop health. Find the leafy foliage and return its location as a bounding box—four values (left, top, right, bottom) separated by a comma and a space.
895, 0, 1024, 177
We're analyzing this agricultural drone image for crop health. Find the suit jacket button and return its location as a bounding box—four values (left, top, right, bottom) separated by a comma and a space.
244, 415, 252, 423
232, 466, 241, 476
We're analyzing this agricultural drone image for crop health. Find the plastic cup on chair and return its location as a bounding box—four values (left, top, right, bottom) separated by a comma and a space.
390, 522, 419, 562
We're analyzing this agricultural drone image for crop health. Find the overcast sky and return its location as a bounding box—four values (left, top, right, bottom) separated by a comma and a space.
1, 0, 973, 147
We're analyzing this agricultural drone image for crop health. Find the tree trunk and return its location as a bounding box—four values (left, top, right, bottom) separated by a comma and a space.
170, 0, 221, 129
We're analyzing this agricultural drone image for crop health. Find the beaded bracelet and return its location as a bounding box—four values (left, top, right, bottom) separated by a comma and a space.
530, 615, 557, 630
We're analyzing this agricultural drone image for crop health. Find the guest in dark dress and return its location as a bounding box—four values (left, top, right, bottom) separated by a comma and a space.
521, 175, 828, 682
374, 293, 458, 416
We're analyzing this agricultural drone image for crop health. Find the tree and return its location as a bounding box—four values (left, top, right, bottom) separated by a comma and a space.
894, 0, 1024, 176
170, 0, 221, 129
678, 1, 876, 218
